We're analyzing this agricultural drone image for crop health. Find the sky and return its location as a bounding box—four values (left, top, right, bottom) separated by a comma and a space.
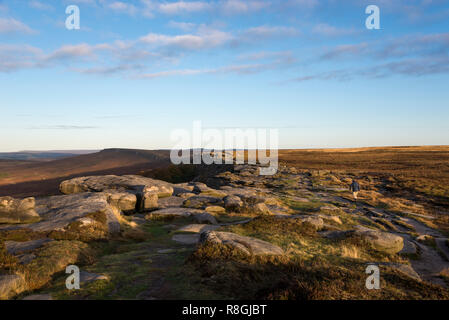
0, 0, 449, 152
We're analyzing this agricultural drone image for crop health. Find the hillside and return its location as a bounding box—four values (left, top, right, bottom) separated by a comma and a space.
0, 149, 172, 197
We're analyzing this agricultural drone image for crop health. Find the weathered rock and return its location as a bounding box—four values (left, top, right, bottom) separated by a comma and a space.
31, 193, 121, 235
183, 195, 223, 209
177, 224, 220, 233
148, 207, 204, 218
158, 196, 185, 208
0, 274, 25, 300
5, 238, 53, 255
60, 175, 174, 198
105, 191, 137, 212
172, 183, 194, 195
400, 240, 418, 255
193, 212, 218, 225
190, 182, 212, 194
297, 215, 324, 230
138, 192, 158, 212
205, 206, 226, 214
223, 195, 244, 211
250, 203, 272, 215
200, 231, 284, 256
354, 226, 404, 254
0, 196, 40, 224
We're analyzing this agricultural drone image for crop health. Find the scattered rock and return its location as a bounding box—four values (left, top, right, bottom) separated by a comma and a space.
148, 207, 203, 218
317, 215, 342, 225
193, 212, 218, 225
177, 193, 196, 199
353, 226, 404, 254
250, 203, 272, 215
384, 263, 421, 281
0, 196, 40, 224
158, 196, 185, 208
223, 195, 244, 211
183, 195, 223, 209
295, 215, 324, 230
205, 206, 226, 214
200, 231, 284, 256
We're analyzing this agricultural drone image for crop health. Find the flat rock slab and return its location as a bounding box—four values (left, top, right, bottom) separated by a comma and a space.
177, 224, 220, 233
5, 238, 53, 255
30, 193, 121, 234
60, 175, 174, 198
172, 234, 200, 245
158, 196, 185, 208
149, 207, 204, 217
200, 231, 284, 256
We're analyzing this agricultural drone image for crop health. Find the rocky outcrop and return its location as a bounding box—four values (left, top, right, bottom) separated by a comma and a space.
5, 239, 53, 255
200, 231, 284, 256
59, 175, 184, 213
31, 193, 121, 235
0, 197, 40, 224
223, 195, 244, 211
183, 195, 223, 209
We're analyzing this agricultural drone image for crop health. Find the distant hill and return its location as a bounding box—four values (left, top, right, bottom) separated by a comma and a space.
0, 149, 172, 197
0, 151, 98, 161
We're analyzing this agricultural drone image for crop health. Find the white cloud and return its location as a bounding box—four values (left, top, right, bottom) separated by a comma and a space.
29, 0, 54, 10
243, 25, 299, 38
106, 1, 138, 15
168, 21, 197, 31
0, 18, 36, 34
158, 1, 211, 14
221, 0, 270, 14
312, 23, 356, 37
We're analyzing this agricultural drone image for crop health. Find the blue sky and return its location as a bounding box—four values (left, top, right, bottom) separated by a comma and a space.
0, 0, 448, 152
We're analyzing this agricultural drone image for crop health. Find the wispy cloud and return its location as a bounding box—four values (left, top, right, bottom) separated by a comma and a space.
0, 17, 36, 34
28, 125, 100, 130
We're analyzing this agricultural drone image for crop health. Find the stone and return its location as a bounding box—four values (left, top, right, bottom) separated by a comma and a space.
200, 231, 284, 256
353, 226, 404, 254
183, 195, 223, 209
105, 191, 137, 212
177, 224, 220, 233
223, 195, 244, 211
60, 175, 174, 198
205, 206, 226, 214
250, 203, 272, 215
158, 196, 185, 208
0, 196, 40, 224
190, 182, 214, 194
193, 212, 218, 225
140, 192, 158, 211
148, 207, 204, 218
400, 240, 418, 255
0, 274, 25, 299
295, 215, 324, 230
172, 183, 194, 195
30, 193, 121, 234
5, 238, 53, 255
172, 234, 200, 245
